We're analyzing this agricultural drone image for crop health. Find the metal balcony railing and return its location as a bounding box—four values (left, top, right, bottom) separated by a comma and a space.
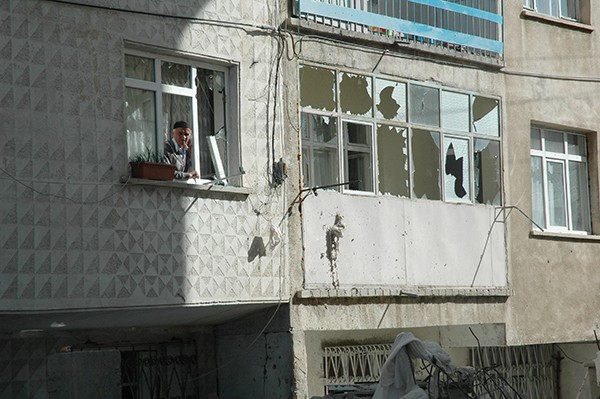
295, 0, 504, 60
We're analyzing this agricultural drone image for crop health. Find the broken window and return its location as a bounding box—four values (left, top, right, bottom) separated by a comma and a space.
412, 129, 441, 200
299, 65, 337, 111
444, 137, 470, 202
530, 126, 590, 233
472, 95, 499, 136
300, 65, 502, 203
474, 139, 501, 205
376, 79, 406, 122
339, 72, 373, 117
377, 125, 408, 196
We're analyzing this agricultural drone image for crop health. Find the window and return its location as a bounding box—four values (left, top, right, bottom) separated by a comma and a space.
125, 50, 240, 184
523, 0, 579, 20
300, 64, 502, 205
530, 127, 590, 233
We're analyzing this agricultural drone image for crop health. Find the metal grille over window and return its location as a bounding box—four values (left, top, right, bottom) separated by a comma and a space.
470, 345, 557, 399
324, 344, 392, 385
121, 341, 200, 399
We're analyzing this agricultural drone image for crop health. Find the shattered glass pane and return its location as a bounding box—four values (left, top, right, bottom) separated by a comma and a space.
377, 125, 408, 197
444, 137, 470, 202
474, 139, 501, 205
340, 72, 373, 117
411, 129, 440, 200
300, 65, 336, 111
472, 96, 499, 136
531, 156, 545, 228
376, 79, 406, 122
343, 121, 373, 192
409, 85, 439, 127
441, 91, 469, 132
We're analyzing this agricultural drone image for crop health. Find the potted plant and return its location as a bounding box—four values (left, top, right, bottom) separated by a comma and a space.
129, 147, 176, 181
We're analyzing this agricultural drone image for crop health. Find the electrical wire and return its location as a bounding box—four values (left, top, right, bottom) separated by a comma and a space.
555, 344, 586, 365
43, 0, 277, 34
0, 164, 130, 205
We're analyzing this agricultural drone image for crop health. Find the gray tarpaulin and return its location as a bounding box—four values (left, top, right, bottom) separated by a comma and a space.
373, 332, 456, 399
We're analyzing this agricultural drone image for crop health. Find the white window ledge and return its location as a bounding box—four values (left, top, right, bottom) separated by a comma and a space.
521, 10, 594, 32
296, 287, 511, 299
530, 230, 600, 242
123, 177, 251, 197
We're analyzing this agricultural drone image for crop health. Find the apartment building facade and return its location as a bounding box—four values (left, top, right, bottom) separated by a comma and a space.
0, 0, 293, 398
2, 0, 600, 398
285, 0, 600, 398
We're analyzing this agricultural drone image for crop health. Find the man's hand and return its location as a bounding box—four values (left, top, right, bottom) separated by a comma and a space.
189, 170, 199, 179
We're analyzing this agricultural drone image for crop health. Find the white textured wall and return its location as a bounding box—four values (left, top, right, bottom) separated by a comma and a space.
302, 191, 506, 288
0, 0, 288, 310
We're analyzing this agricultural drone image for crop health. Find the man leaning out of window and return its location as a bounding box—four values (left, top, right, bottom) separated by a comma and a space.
164, 121, 199, 180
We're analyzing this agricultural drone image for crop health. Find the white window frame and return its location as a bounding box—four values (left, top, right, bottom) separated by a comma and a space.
124, 48, 238, 184
523, 0, 579, 21
530, 127, 591, 234
300, 64, 502, 204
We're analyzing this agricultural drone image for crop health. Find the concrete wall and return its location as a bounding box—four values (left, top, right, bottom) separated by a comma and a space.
0, 0, 288, 310
502, 1, 600, 345
215, 305, 293, 399
303, 191, 506, 288
47, 350, 121, 399
0, 326, 218, 399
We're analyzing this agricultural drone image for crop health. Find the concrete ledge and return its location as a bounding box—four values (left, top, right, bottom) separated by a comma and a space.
286, 17, 504, 68
520, 9, 594, 32
296, 286, 511, 299
124, 177, 251, 197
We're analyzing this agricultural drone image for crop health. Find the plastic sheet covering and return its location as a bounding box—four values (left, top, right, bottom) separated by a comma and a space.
373, 332, 455, 399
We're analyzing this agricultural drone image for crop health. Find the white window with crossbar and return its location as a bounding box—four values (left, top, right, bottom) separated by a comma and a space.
530, 126, 591, 234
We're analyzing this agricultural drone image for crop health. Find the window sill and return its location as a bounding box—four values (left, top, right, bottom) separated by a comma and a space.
520, 9, 594, 32
124, 177, 251, 197
296, 286, 511, 299
530, 230, 600, 242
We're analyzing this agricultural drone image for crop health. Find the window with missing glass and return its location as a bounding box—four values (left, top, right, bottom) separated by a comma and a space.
299, 64, 502, 205
530, 127, 590, 233
124, 50, 240, 185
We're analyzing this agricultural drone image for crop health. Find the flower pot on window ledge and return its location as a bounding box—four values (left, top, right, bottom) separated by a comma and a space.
130, 162, 176, 181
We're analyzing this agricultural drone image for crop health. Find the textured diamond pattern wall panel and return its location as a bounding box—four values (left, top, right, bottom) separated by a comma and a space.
0, 0, 288, 311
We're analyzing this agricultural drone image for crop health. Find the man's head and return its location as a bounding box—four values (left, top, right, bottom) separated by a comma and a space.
172, 121, 191, 148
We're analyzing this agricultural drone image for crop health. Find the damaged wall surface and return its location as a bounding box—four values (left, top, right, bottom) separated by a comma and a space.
302, 191, 506, 289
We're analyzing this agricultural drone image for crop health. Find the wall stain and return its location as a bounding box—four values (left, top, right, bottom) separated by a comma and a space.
325, 214, 345, 289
